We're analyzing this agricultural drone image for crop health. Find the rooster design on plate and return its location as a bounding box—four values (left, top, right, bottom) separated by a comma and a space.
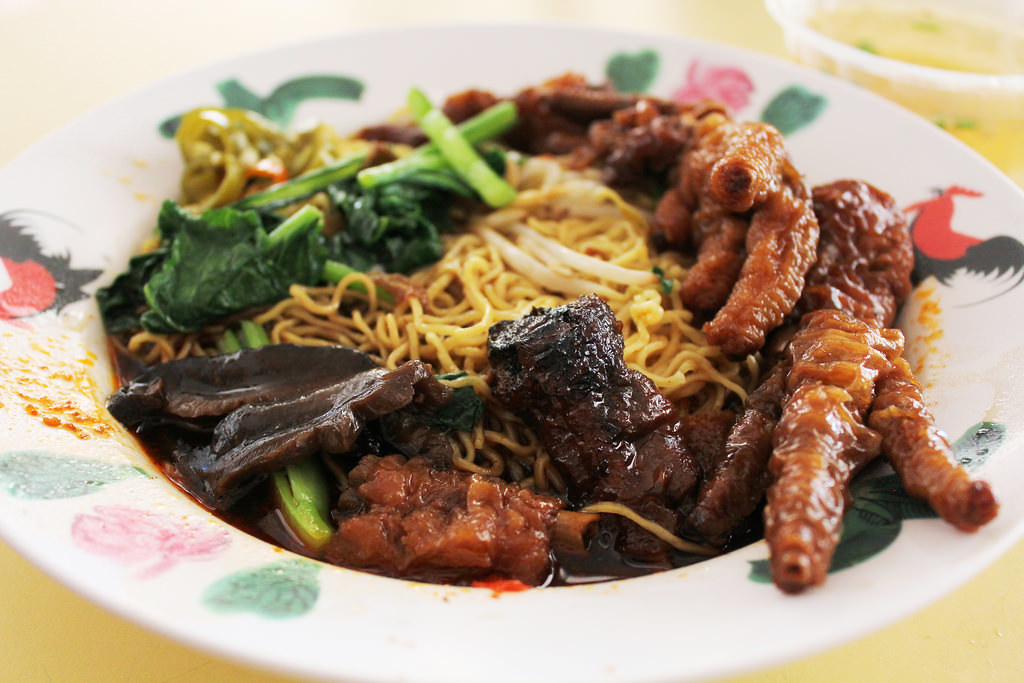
907, 185, 1024, 305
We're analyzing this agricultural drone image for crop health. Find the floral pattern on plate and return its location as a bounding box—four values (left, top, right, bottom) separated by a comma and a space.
72, 504, 231, 579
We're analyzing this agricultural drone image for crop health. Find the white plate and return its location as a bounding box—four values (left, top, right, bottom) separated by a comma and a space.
2, 23, 1024, 683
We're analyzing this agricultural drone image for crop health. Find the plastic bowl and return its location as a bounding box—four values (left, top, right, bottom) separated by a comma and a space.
765, 0, 1024, 184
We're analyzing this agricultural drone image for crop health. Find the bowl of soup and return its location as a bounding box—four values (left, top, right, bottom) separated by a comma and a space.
765, 0, 1024, 184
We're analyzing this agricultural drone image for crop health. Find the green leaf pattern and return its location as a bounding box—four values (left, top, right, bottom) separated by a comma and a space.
760, 85, 827, 135
202, 559, 321, 619
159, 74, 365, 138
0, 450, 145, 499
952, 421, 1004, 471
606, 50, 660, 93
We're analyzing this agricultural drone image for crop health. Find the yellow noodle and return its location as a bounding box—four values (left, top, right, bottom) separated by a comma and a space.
579, 502, 720, 556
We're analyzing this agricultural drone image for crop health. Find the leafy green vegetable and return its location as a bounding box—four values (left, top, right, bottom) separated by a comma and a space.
217, 329, 242, 354
134, 200, 326, 333
326, 146, 506, 275
238, 319, 272, 349
430, 371, 485, 433
98, 89, 519, 336
95, 248, 170, 333
326, 178, 451, 274
652, 265, 674, 295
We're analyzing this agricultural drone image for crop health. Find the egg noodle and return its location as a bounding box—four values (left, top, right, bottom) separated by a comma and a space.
125, 110, 759, 498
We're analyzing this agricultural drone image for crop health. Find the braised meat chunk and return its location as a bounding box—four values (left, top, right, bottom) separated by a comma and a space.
106, 346, 457, 510
327, 455, 564, 585
797, 180, 914, 327
488, 294, 701, 560
684, 361, 788, 546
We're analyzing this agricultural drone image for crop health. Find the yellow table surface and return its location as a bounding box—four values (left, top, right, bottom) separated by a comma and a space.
2, 1, 1023, 681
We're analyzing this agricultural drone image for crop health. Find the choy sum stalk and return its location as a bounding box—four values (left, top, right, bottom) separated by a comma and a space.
235, 319, 335, 551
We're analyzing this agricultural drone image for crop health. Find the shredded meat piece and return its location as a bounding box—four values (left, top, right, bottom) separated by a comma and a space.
487, 294, 700, 561
679, 409, 737, 477
765, 310, 901, 593
356, 123, 428, 147
868, 356, 998, 531
326, 455, 564, 585
577, 99, 703, 190
367, 271, 428, 307
798, 180, 914, 327
658, 113, 820, 355
685, 361, 788, 545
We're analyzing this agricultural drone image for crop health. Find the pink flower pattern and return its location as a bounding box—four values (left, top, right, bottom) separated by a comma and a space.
72, 504, 231, 579
672, 59, 754, 113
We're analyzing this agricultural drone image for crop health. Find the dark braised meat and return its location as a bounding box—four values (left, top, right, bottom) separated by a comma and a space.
575, 98, 712, 190
487, 294, 700, 561
206, 362, 451, 501
655, 113, 820, 356
684, 361, 788, 546
796, 180, 914, 327
107, 344, 377, 425
327, 455, 564, 585
678, 408, 737, 477
107, 346, 456, 510
444, 73, 644, 156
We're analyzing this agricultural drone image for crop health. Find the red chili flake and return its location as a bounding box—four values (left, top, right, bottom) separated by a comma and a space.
470, 578, 532, 596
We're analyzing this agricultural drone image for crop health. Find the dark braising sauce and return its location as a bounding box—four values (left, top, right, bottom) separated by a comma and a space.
111, 339, 759, 587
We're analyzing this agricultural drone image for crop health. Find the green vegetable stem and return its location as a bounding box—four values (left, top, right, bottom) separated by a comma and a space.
217, 329, 242, 354
238, 319, 272, 348
406, 87, 517, 207
233, 152, 366, 211
356, 100, 518, 189
271, 459, 334, 552
234, 317, 334, 552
